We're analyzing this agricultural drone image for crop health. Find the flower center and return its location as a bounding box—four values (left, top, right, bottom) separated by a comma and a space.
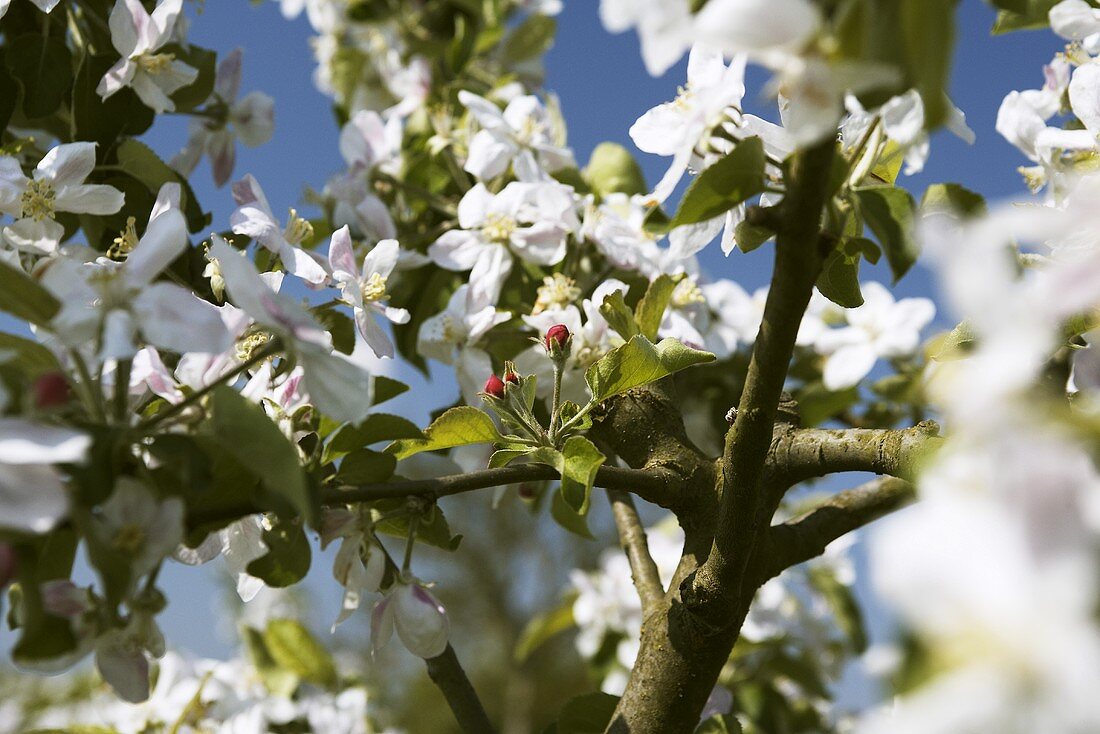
672, 84, 695, 112
440, 314, 464, 346
136, 52, 176, 75
21, 179, 56, 221
108, 216, 139, 261
671, 278, 704, 308
236, 330, 274, 362
283, 208, 314, 245
360, 272, 388, 303
533, 273, 580, 314
515, 116, 543, 145
482, 213, 517, 244
112, 524, 146, 555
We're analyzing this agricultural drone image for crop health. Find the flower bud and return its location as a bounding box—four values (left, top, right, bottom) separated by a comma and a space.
483, 374, 506, 398
33, 372, 72, 410
545, 324, 570, 350
503, 371, 520, 385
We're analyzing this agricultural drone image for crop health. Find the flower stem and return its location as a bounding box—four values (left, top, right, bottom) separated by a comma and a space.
548, 362, 563, 442
69, 350, 106, 424
135, 341, 282, 434
401, 515, 420, 576
113, 358, 132, 425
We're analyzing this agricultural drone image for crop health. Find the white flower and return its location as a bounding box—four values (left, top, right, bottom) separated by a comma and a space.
417, 284, 511, 405
171, 49, 275, 187
815, 282, 934, 390
1051, 0, 1100, 53
97, 0, 198, 114
0, 420, 89, 533
581, 193, 663, 272
0, 142, 124, 255
370, 581, 450, 659
209, 235, 375, 424
328, 226, 410, 358
694, 0, 821, 61
324, 115, 400, 245
458, 90, 574, 182
319, 507, 385, 630
230, 174, 329, 285
174, 515, 269, 602
42, 183, 231, 362
599, 0, 694, 77
93, 479, 185, 587
428, 181, 577, 305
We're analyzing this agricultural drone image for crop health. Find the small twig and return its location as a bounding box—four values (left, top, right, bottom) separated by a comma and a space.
607, 489, 663, 613
425, 645, 497, 734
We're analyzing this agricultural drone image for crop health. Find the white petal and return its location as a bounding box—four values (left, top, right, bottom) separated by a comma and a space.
394, 584, 449, 659
0, 420, 90, 464
54, 184, 125, 215
133, 283, 233, 354
96, 641, 150, 703
327, 224, 358, 277
464, 130, 515, 181
822, 342, 878, 390
124, 207, 187, 286
37, 143, 96, 186
0, 464, 70, 533
298, 345, 374, 423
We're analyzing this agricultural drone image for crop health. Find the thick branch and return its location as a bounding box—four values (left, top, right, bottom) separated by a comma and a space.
425, 644, 497, 734
753, 477, 916, 583
607, 489, 664, 613
691, 140, 837, 617
766, 423, 941, 489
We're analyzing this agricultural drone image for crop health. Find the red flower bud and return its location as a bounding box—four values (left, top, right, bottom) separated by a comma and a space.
33, 372, 72, 410
484, 373, 505, 398
545, 323, 570, 350
503, 371, 520, 385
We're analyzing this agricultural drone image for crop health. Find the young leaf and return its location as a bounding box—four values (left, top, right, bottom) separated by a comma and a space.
324, 414, 424, 463
585, 336, 715, 403
901, 0, 955, 128
921, 182, 986, 217
334, 448, 397, 484
246, 521, 312, 587
634, 274, 681, 341
599, 289, 639, 341
242, 626, 299, 697
387, 406, 502, 460
263, 619, 338, 689
670, 137, 766, 227
0, 259, 60, 327
209, 386, 315, 526
585, 142, 647, 197
816, 248, 863, 309
558, 436, 604, 517
854, 185, 918, 283
372, 375, 410, 406
514, 595, 576, 663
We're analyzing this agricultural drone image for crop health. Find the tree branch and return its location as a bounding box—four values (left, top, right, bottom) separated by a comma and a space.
425, 644, 497, 734
753, 477, 916, 583
607, 489, 664, 613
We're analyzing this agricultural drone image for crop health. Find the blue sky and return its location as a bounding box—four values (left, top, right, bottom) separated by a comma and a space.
128, 0, 1062, 666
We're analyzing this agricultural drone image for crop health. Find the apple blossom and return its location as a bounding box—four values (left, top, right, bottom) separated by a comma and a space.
0, 0, 61, 19
428, 181, 578, 305
483, 373, 506, 399
230, 174, 329, 285
97, 0, 198, 114
0, 419, 89, 533
91, 478, 185, 585
0, 142, 124, 255
171, 49, 275, 187
458, 90, 574, 182
327, 226, 410, 358
598, 0, 694, 77
370, 581, 450, 659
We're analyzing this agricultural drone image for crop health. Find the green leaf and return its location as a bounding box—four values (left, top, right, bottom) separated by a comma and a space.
0, 332, 62, 377
585, 335, 715, 403
695, 714, 743, 734
809, 567, 868, 652
991, 0, 1061, 32
901, 0, 955, 127
489, 448, 532, 468
502, 14, 556, 64
532, 437, 605, 539
324, 414, 424, 462
313, 304, 356, 355
921, 182, 986, 217
634, 274, 681, 341
263, 618, 338, 689
854, 185, 918, 283
733, 220, 773, 253
930, 321, 976, 361
114, 139, 208, 232
556, 691, 621, 734
797, 382, 861, 427
209, 386, 315, 526
246, 520, 311, 587
387, 406, 502, 460
670, 137, 765, 227
373, 500, 462, 550
515, 596, 576, 663
372, 375, 410, 406
599, 289, 639, 341
0, 259, 60, 327
334, 448, 397, 484
242, 625, 299, 697
585, 142, 646, 197
815, 248, 863, 309
6, 34, 73, 119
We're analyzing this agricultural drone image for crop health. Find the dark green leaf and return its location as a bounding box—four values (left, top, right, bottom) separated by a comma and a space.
0, 259, 60, 327
164, 44, 216, 112
372, 375, 410, 405
324, 414, 424, 462
334, 448, 397, 484
6, 34, 72, 119
671, 137, 765, 227
246, 520, 311, 587
557, 691, 620, 734
72, 53, 155, 147
855, 185, 918, 283
815, 248, 863, 309
901, 0, 956, 127
0, 332, 62, 377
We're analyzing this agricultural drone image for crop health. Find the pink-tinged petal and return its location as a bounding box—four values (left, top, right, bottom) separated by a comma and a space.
394, 584, 449, 659
170, 130, 206, 176
464, 130, 514, 181
42, 580, 90, 618
456, 183, 494, 229
370, 595, 395, 657
131, 347, 183, 403
108, 0, 146, 57
0, 464, 70, 533
0, 419, 90, 464
232, 92, 275, 147
37, 143, 96, 186
361, 238, 400, 279
333, 588, 363, 630
354, 195, 397, 241
208, 130, 236, 188
355, 307, 395, 359
97, 58, 137, 101
149, 0, 184, 47
230, 175, 278, 236
150, 181, 181, 221
215, 48, 243, 102
339, 110, 387, 169
96, 638, 150, 703
327, 224, 358, 277
157, 59, 200, 97
133, 283, 233, 355
125, 207, 187, 286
